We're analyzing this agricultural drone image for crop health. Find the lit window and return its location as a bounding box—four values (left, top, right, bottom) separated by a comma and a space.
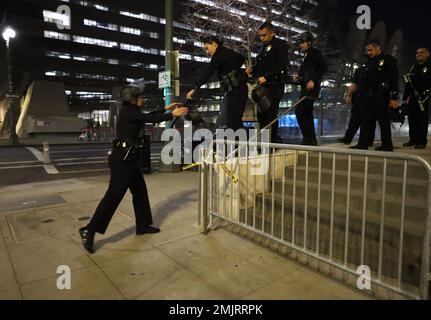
120, 26, 141, 35
73, 36, 117, 48
45, 70, 70, 77
76, 73, 118, 81
173, 37, 186, 44
44, 30, 70, 41
46, 51, 71, 59
84, 19, 118, 31
80, 1, 109, 11
43, 10, 71, 28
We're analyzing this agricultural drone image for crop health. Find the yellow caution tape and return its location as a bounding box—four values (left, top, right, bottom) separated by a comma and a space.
182, 162, 202, 171
218, 163, 239, 184
182, 162, 239, 184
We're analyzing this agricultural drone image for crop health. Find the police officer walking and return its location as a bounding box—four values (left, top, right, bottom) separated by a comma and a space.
246, 21, 289, 143
294, 32, 327, 146
341, 62, 376, 146
79, 79, 188, 253
187, 36, 248, 131
352, 39, 399, 151
402, 46, 431, 149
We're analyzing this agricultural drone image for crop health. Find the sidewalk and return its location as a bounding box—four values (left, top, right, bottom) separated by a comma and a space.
0, 171, 369, 300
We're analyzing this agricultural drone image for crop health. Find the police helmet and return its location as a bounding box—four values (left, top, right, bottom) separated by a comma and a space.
296, 32, 314, 46
252, 86, 272, 114
120, 78, 146, 102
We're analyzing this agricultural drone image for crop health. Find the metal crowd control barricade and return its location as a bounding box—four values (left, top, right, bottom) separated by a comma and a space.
199, 140, 431, 300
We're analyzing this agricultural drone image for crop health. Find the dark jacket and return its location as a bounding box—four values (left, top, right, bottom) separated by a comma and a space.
194, 45, 246, 90
403, 58, 431, 102
253, 36, 289, 83
116, 102, 173, 145
364, 53, 399, 100
350, 64, 367, 102
299, 46, 327, 87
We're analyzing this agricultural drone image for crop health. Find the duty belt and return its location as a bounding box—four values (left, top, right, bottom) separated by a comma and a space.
112, 139, 142, 162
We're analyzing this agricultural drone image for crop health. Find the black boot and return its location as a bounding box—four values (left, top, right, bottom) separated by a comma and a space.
337, 137, 351, 145
349, 144, 368, 150
79, 227, 95, 254
136, 226, 161, 235
375, 146, 393, 152
403, 141, 415, 147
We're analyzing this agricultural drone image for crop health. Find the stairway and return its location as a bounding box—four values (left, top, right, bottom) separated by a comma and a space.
223, 150, 430, 299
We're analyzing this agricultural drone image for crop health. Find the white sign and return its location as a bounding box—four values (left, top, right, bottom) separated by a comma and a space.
158, 71, 172, 89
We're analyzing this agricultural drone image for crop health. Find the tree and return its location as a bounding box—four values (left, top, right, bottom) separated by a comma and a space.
181, 0, 317, 67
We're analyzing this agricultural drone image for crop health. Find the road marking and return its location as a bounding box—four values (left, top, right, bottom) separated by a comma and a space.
55, 156, 107, 162
56, 161, 108, 166
49, 149, 110, 154
60, 168, 110, 174
25, 147, 60, 175
0, 160, 41, 165
0, 164, 45, 170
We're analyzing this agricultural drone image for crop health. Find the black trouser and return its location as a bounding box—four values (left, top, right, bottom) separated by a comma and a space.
88, 150, 152, 234
296, 87, 320, 145
222, 84, 248, 131
344, 101, 376, 144
407, 100, 429, 146
358, 95, 392, 149
257, 83, 284, 143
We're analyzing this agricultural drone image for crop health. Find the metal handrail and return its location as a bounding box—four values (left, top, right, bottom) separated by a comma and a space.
200, 140, 431, 300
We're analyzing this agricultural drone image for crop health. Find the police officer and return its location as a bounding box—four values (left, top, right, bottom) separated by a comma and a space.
79, 79, 188, 253
353, 39, 399, 151
187, 36, 248, 131
294, 32, 327, 146
341, 63, 376, 146
402, 46, 431, 149
246, 21, 289, 143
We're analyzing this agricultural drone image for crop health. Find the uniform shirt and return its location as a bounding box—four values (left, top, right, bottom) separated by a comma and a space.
194, 45, 246, 90
116, 102, 173, 145
252, 36, 289, 83
403, 58, 431, 102
364, 53, 399, 100
299, 46, 327, 87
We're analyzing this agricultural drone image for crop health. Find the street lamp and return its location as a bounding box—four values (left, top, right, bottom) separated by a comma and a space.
2, 26, 19, 144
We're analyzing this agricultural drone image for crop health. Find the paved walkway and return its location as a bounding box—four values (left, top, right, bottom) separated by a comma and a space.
0, 171, 370, 300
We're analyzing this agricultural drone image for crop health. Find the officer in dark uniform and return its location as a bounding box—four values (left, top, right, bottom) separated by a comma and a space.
187, 36, 248, 131
402, 46, 431, 149
294, 32, 327, 146
79, 79, 188, 253
340, 63, 376, 146
246, 21, 289, 143
353, 39, 399, 151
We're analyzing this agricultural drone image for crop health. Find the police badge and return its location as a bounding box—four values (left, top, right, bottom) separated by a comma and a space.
423, 67, 428, 74
379, 60, 385, 67
265, 45, 272, 52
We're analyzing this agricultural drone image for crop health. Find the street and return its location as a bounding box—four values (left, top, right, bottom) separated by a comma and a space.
0, 143, 163, 186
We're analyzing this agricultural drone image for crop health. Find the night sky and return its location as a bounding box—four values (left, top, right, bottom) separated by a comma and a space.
335, 0, 429, 48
